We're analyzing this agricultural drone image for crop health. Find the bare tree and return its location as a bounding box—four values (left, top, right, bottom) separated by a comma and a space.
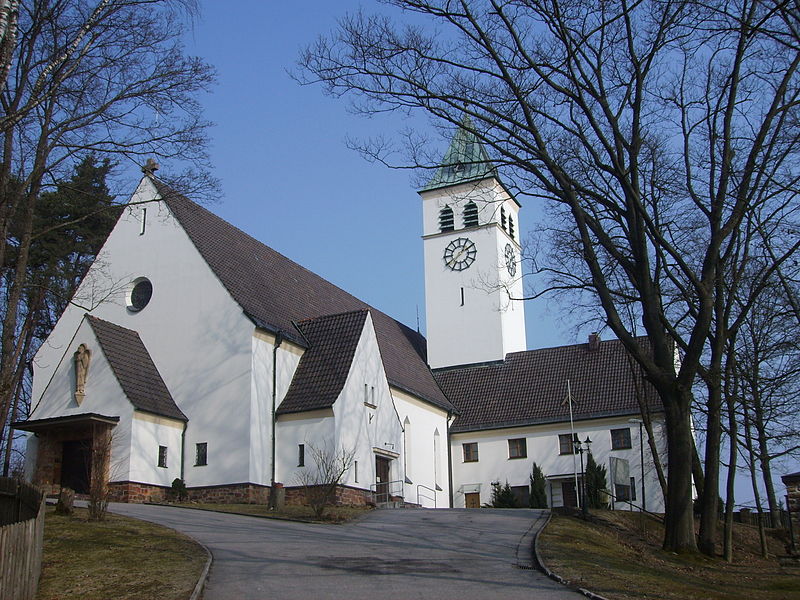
0, 0, 216, 454
295, 443, 356, 519
298, 0, 800, 553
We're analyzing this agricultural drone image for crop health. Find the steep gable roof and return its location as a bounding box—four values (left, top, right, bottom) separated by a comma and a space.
150, 179, 454, 413
419, 117, 496, 192
436, 337, 660, 433
86, 315, 186, 421
277, 310, 368, 415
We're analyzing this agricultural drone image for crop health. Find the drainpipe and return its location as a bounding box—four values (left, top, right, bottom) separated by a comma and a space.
446, 412, 455, 508
269, 332, 283, 508
180, 421, 187, 481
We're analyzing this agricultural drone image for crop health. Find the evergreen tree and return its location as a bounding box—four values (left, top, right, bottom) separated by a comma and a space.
487, 481, 518, 508
529, 462, 548, 508
585, 452, 609, 509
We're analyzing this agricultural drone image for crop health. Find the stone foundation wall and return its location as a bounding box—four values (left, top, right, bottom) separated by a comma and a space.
108, 481, 271, 504
283, 484, 374, 507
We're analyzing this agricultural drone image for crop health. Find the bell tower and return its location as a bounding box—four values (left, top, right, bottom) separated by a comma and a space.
420, 121, 526, 369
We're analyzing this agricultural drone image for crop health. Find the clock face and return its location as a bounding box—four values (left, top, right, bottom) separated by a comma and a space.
504, 243, 516, 276
443, 237, 477, 271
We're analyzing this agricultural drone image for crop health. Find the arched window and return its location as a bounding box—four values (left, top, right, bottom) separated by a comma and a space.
500, 207, 507, 230
463, 201, 479, 228
439, 206, 454, 232
509, 215, 515, 239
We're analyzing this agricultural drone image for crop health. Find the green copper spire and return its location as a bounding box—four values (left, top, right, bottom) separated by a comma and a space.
420, 117, 496, 192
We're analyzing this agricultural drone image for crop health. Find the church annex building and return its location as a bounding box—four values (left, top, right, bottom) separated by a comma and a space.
17, 129, 666, 511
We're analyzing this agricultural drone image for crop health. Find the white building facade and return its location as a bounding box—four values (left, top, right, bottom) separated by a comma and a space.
18, 125, 667, 512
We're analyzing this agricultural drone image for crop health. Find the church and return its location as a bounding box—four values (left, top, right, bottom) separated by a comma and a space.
17, 128, 666, 512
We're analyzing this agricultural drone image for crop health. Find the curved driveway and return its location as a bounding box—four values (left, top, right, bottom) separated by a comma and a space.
108, 503, 582, 600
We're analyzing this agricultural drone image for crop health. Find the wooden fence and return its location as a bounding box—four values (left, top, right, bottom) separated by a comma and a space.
0, 478, 45, 600
733, 507, 791, 530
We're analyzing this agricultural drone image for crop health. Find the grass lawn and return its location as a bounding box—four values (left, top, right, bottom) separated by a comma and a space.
539, 509, 800, 600
37, 507, 207, 600
167, 502, 372, 523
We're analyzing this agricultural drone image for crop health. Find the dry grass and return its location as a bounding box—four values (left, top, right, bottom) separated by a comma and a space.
539, 509, 800, 600
37, 507, 207, 600
174, 502, 371, 523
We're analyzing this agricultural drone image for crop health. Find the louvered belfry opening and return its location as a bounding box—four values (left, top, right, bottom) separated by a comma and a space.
463, 201, 479, 228
439, 205, 455, 232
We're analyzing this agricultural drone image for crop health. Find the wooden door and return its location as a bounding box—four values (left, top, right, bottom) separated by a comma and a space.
61, 440, 91, 494
465, 492, 480, 509
375, 456, 391, 501
561, 481, 578, 508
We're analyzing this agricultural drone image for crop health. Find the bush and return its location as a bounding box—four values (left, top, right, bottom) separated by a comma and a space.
585, 452, 609, 509
172, 478, 188, 502
486, 481, 519, 508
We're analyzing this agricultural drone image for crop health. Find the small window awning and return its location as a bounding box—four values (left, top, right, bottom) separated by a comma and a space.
12, 413, 120, 433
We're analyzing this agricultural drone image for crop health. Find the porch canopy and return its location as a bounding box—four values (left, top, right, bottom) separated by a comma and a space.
13, 413, 120, 433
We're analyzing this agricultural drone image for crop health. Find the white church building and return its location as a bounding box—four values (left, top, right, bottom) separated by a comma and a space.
17, 128, 666, 512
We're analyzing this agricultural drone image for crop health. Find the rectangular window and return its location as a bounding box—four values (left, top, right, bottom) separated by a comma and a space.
508, 438, 527, 459
615, 482, 632, 502
559, 433, 576, 455
195, 442, 207, 466
354, 460, 358, 483
157, 445, 167, 468
364, 383, 376, 407
611, 428, 632, 450
630, 477, 637, 502
140, 207, 147, 235
298, 444, 305, 467
462, 442, 479, 462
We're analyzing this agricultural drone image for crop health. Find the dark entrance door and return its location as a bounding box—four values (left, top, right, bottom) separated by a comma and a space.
561, 480, 578, 508
61, 439, 91, 494
375, 456, 391, 501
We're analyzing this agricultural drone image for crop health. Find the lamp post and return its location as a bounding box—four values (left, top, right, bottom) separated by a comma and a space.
629, 418, 646, 512
574, 435, 592, 518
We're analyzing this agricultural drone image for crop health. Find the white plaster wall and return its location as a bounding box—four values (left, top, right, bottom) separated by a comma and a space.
129, 413, 184, 486
250, 332, 304, 486
393, 388, 451, 508
333, 312, 404, 495
450, 416, 667, 512
31, 178, 256, 488
275, 410, 335, 487
421, 179, 526, 368
28, 317, 134, 481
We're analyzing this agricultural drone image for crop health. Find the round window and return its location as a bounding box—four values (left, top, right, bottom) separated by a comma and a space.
127, 278, 153, 312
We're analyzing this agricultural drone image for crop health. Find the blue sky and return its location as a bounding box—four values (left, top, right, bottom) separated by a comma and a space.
180, 0, 579, 351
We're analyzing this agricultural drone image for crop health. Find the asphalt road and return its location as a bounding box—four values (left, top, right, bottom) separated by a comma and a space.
108, 503, 583, 600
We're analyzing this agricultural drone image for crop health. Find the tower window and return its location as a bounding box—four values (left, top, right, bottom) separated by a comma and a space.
509, 215, 515, 239
439, 206, 454, 232
500, 207, 507, 230
463, 201, 479, 228
157, 445, 168, 468
298, 444, 305, 467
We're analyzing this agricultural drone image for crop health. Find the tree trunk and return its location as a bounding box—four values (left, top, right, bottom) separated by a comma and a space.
723, 349, 739, 562
662, 394, 698, 553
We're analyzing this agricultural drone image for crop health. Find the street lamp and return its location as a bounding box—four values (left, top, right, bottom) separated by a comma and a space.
629, 418, 646, 512
573, 435, 593, 518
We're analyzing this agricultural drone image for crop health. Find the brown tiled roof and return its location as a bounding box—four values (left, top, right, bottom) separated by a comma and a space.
437, 337, 661, 433
86, 315, 187, 421
277, 310, 368, 415
151, 180, 453, 413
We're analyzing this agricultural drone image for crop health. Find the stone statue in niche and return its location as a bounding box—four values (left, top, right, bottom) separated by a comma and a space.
73, 344, 91, 405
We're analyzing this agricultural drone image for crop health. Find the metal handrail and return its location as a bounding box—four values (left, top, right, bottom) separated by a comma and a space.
416, 483, 437, 508
369, 479, 405, 504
